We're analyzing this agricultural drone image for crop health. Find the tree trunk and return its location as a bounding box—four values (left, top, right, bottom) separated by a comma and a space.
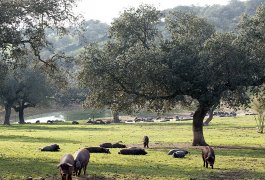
4, 104, 11, 125
18, 107, 25, 124
112, 110, 120, 123
192, 105, 209, 146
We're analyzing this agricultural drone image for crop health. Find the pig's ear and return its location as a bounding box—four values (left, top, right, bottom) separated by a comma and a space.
66, 163, 73, 167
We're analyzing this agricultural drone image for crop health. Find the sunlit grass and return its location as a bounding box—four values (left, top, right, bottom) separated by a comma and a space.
0, 115, 264, 179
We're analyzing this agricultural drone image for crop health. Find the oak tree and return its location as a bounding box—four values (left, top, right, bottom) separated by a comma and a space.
79, 5, 265, 145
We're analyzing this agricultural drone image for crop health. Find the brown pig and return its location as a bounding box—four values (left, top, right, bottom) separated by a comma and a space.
74, 148, 90, 176
57, 154, 74, 180
202, 146, 215, 169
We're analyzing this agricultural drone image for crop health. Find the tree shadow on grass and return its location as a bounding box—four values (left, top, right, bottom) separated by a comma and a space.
0, 156, 59, 179
0, 134, 81, 144
88, 162, 265, 180
147, 145, 265, 160
1, 124, 106, 132
213, 147, 265, 159
0, 156, 263, 179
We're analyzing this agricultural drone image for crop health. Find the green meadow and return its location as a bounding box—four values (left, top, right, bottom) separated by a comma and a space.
0, 115, 264, 179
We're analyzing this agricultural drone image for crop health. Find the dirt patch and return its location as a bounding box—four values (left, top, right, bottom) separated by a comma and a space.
126, 143, 265, 152
126, 142, 195, 150
214, 145, 265, 151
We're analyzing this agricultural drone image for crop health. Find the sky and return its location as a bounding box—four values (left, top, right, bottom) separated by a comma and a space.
75, 0, 231, 24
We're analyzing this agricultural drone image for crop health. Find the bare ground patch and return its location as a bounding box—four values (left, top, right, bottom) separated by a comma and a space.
133, 142, 265, 151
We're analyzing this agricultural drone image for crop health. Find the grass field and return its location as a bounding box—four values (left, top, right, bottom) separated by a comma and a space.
0, 115, 264, 179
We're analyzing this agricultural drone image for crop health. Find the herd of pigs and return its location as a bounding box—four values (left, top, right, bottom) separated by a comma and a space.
40, 136, 215, 180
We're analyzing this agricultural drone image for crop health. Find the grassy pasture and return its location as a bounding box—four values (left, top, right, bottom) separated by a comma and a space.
0, 116, 264, 179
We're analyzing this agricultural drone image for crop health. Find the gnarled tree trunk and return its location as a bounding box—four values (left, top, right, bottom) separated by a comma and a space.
192, 104, 209, 146
4, 104, 11, 125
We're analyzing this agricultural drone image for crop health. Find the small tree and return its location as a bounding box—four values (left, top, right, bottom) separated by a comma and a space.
251, 95, 265, 133
14, 70, 52, 124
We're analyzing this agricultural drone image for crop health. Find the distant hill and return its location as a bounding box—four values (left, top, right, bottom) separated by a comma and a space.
166, 0, 265, 32
47, 0, 264, 57
45, 20, 109, 56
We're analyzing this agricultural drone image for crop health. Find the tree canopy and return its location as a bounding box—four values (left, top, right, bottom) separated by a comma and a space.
0, 0, 78, 66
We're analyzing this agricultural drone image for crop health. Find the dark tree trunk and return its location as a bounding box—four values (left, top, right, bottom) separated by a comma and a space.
13, 101, 33, 124
192, 105, 209, 146
4, 104, 12, 125
112, 110, 120, 123
18, 107, 25, 124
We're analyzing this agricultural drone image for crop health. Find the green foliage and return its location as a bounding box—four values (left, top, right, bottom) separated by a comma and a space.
110, 4, 161, 49
82, 5, 265, 108
0, 0, 78, 60
0, 116, 264, 179
54, 87, 87, 107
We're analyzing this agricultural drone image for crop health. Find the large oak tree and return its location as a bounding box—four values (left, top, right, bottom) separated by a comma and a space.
79, 5, 265, 145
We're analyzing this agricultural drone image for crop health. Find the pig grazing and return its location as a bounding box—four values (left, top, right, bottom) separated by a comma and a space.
100, 143, 113, 148
202, 146, 215, 169
112, 143, 126, 148
143, 136, 149, 148
85, 147, 110, 154
74, 148, 90, 176
57, 154, 74, 180
41, 144, 60, 151
118, 148, 147, 155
